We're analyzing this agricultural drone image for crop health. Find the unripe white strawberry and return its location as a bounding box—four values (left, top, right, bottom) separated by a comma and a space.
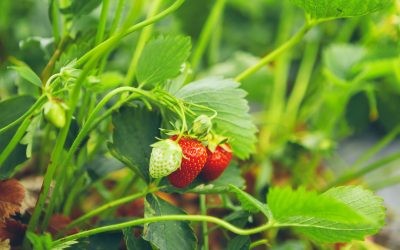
149, 139, 182, 178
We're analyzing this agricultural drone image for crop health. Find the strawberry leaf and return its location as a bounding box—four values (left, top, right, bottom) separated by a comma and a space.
8, 65, 42, 88
290, 0, 392, 20
136, 36, 191, 87
175, 77, 257, 159
109, 105, 161, 182
228, 185, 271, 218
267, 186, 386, 243
143, 194, 197, 250
123, 227, 152, 250
0, 179, 25, 220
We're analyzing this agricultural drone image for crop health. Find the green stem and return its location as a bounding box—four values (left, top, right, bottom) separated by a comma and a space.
109, 0, 126, 35
0, 117, 32, 168
51, 0, 60, 45
98, 0, 126, 72
207, 17, 222, 65
325, 152, 400, 190
235, 23, 313, 82
43, 87, 147, 225
25, 58, 97, 242
350, 125, 400, 169
0, 95, 47, 136
76, 0, 185, 67
95, 0, 111, 45
200, 194, 209, 250
62, 187, 158, 232
285, 40, 319, 129
249, 239, 269, 249
56, 215, 275, 244
370, 175, 400, 190
62, 174, 87, 215
124, 0, 161, 85
191, 0, 226, 71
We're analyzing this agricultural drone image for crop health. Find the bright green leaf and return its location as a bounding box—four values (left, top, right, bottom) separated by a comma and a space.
144, 194, 197, 250
267, 186, 385, 243
9, 65, 42, 88
290, 0, 392, 19
108, 105, 161, 182
229, 184, 271, 218
136, 36, 191, 86
175, 77, 257, 159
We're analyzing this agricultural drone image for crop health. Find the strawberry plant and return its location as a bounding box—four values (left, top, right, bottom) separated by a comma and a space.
0, 0, 399, 249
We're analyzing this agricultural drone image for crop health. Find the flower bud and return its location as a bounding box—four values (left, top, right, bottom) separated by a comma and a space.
192, 115, 212, 137
43, 101, 66, 128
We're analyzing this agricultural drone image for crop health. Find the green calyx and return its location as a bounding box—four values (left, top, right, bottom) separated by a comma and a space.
149, 139, 183, 178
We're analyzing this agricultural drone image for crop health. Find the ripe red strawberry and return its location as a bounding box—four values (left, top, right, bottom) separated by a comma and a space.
168, 136, 207, 188
201, 144, 232, 181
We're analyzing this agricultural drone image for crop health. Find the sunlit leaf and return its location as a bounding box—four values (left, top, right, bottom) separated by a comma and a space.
137, 36, 191, 87
175, 77, 257, 159
290, 0, 392, 19
267, 186, 385, 243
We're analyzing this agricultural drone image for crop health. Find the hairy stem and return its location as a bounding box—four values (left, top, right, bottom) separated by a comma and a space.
55, 215, 275, 244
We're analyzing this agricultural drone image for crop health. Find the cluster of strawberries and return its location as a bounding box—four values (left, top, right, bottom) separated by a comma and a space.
149, 115, 232, 188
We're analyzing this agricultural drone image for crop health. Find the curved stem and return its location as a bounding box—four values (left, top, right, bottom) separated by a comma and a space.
76, 0, 185, 67
55, 215, 275, 244
44, 87, 150, 225
26, 58, 97, 241
250, 239, 269, 249
325, 152, 400, 190
350, 125, 400, 169
0, 95, 47, 136
0, 116, 32, 168
62, 187, 158, 233
235, 23, 313, 82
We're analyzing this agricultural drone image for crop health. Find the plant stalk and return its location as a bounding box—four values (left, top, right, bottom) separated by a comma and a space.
235, 23, 313, 82
191, 0, 226, 71
200, 194, 209, 250
55, 215, 275, 244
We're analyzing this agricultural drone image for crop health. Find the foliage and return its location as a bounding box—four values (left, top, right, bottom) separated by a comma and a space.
0, 0, 397, 249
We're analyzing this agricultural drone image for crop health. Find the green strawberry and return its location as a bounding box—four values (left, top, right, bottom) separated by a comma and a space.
149, 139, 182, 178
